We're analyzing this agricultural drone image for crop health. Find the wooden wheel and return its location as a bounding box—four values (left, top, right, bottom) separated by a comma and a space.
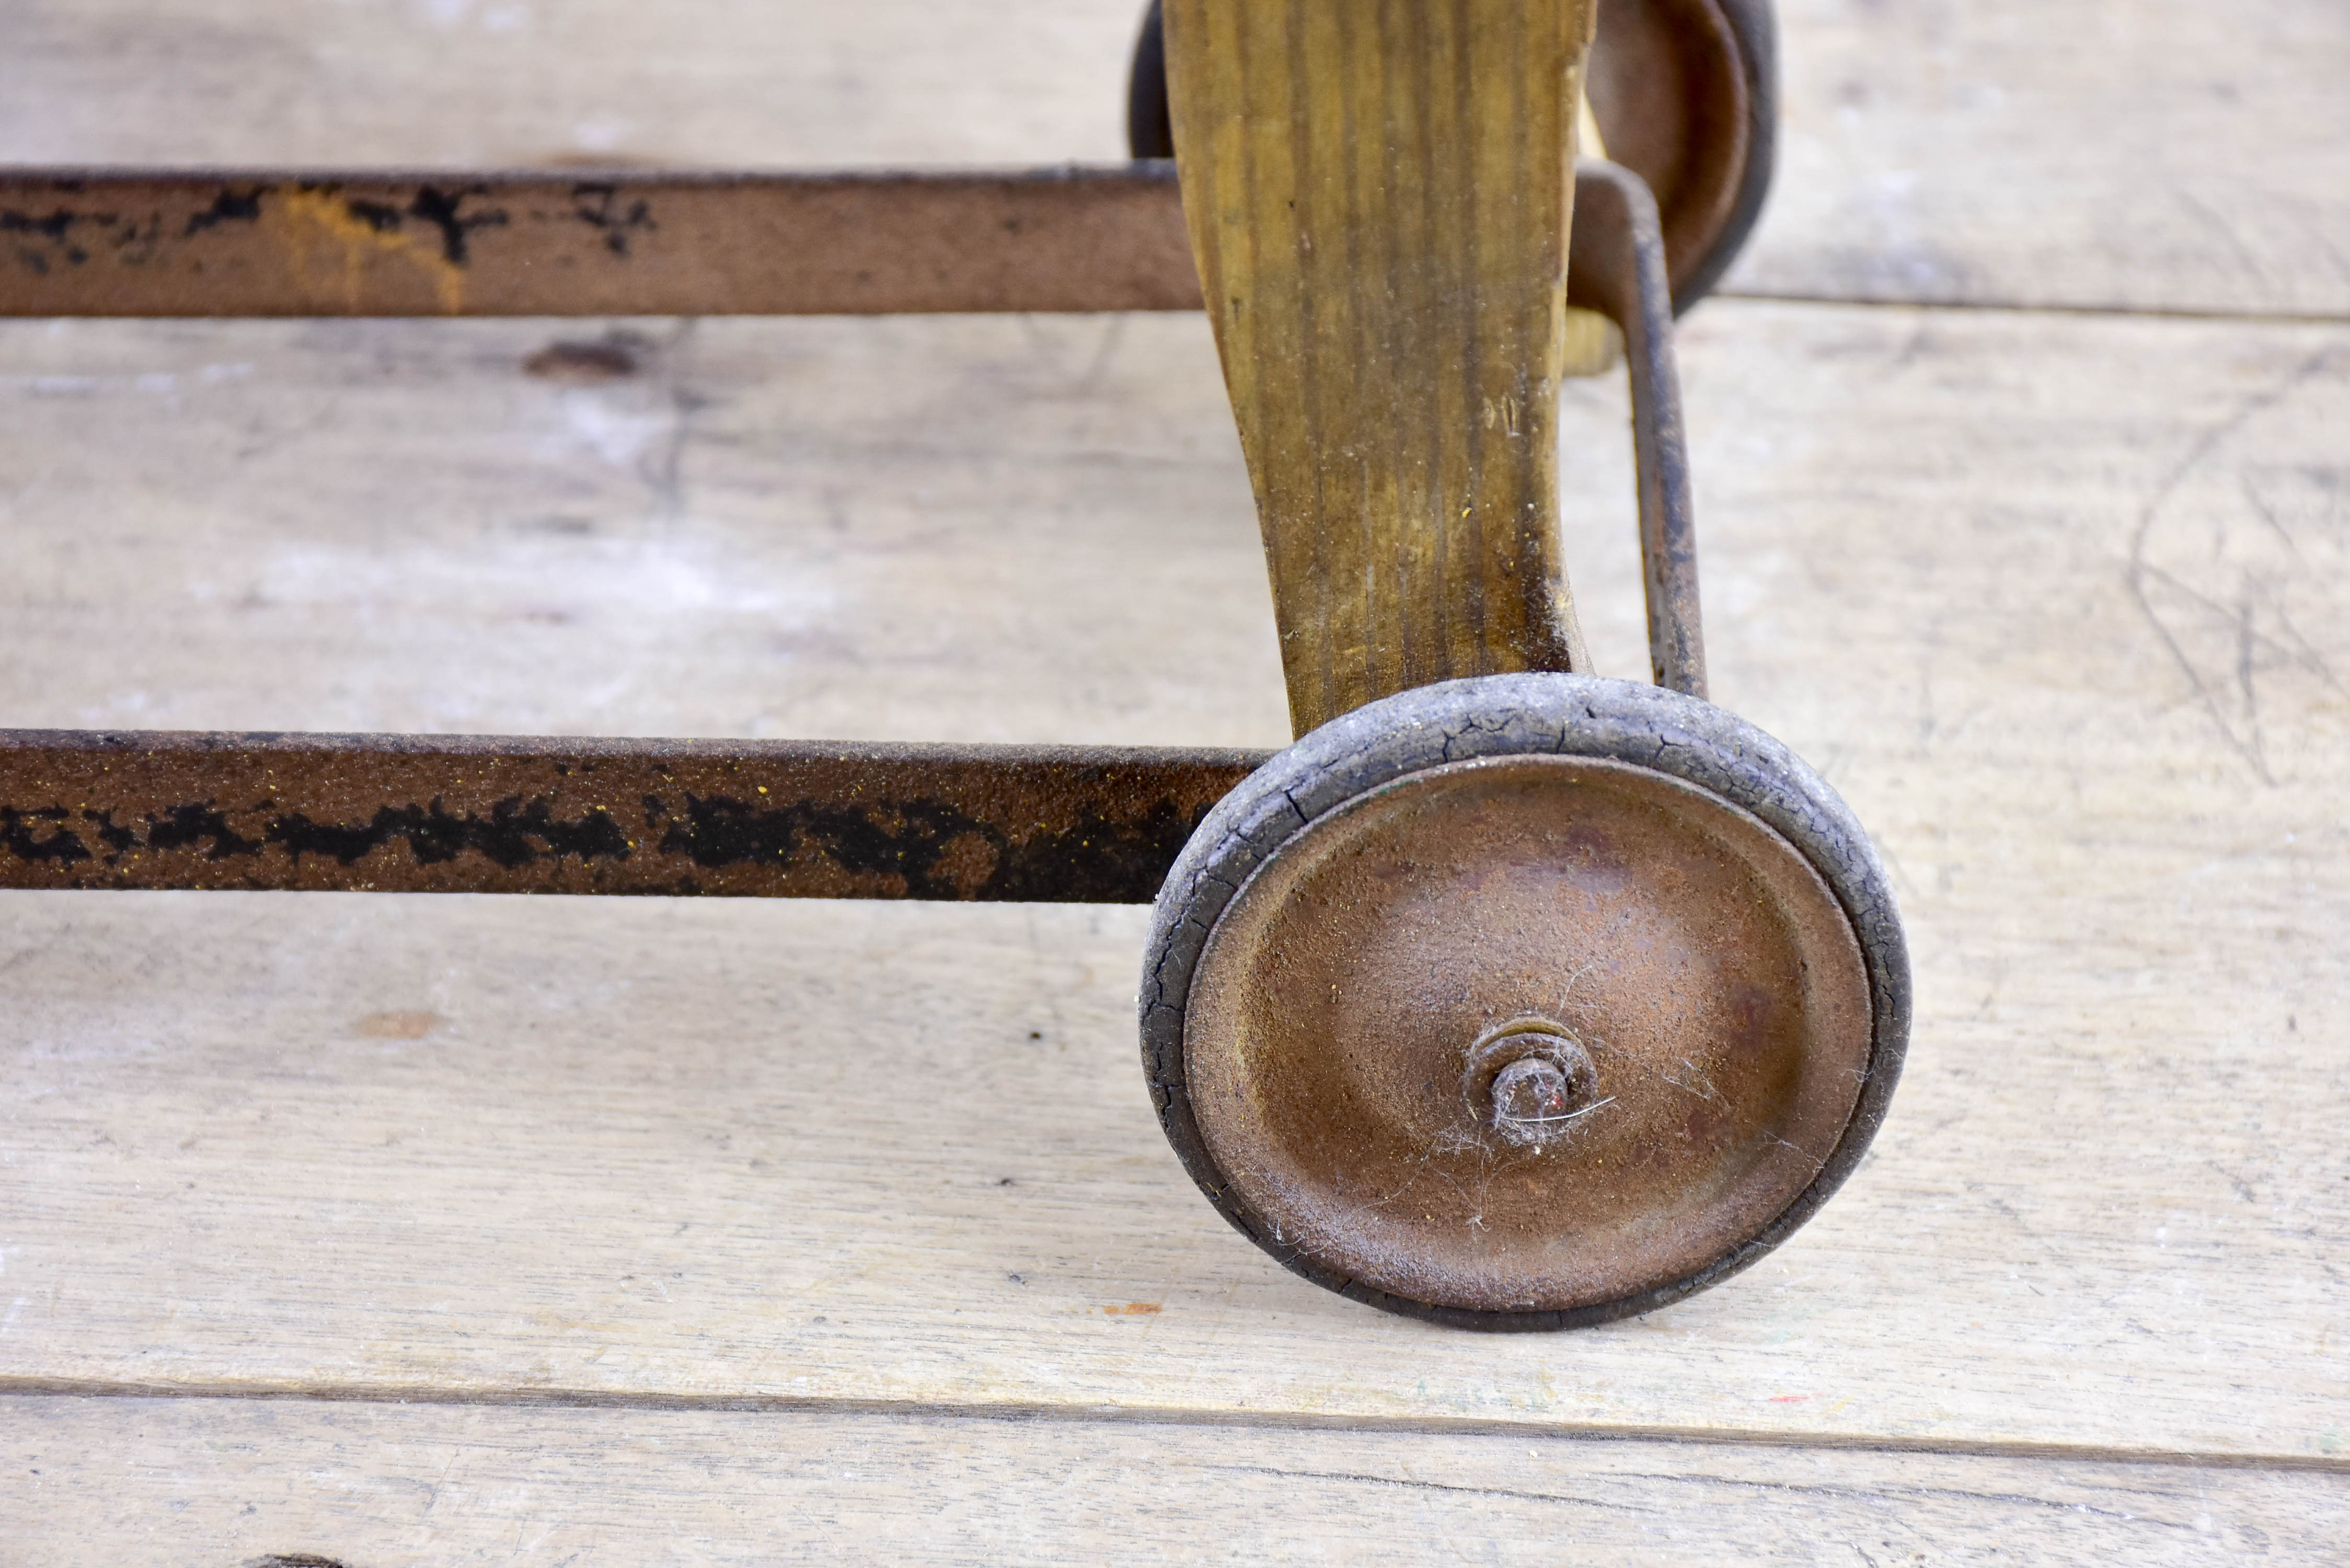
1141, 676, 1909, 1328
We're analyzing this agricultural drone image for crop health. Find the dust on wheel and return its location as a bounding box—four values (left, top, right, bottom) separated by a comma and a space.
1141, 674, 1909, 1330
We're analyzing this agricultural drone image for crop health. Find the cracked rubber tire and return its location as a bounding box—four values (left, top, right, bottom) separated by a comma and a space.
1139, 674, 1908, 1330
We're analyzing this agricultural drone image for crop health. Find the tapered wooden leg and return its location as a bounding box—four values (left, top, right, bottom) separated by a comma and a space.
1163, 0, 1599, 735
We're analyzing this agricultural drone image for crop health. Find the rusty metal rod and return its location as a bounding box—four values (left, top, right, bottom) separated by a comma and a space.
0, 731, 1268, 902
0, 166, 1203, 318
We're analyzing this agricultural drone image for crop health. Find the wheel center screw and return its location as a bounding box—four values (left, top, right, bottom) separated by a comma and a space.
1489, 1055, 1580, 1143
1465, 1020, 1600, 1150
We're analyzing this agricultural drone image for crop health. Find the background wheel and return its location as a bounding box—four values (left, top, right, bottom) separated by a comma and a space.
1141, 674, 1908, 1329
1125, 0, 1777, 314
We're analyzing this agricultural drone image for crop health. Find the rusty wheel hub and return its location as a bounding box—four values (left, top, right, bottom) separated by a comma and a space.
1184, 753, 1871, 1315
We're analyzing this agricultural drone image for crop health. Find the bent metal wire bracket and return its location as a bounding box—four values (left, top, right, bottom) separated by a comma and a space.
0, 160, 1700, 903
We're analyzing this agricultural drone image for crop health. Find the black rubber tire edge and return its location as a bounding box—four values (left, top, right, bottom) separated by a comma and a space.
1669, 0, 1778, 314
1126, 1, 1174, 160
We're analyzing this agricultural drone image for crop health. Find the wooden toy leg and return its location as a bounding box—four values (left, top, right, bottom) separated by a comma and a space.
1161, 0, 1600, 734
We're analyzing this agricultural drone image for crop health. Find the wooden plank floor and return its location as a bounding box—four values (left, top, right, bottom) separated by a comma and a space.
4, 2, 2347, 1561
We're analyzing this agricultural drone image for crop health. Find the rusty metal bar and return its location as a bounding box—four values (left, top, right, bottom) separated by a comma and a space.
0, 731, 1268, 901
0, 166, 1202, 318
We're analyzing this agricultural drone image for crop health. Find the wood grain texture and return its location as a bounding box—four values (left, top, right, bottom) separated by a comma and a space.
0, 313, 1286, 748
1165, 0, 1597, 731
0, 0, 1143, 170
4, 0, 2342, 319
1, 304, 2345, 1467
4, 1396, 2342, 1566
1728, 0, 2350, 317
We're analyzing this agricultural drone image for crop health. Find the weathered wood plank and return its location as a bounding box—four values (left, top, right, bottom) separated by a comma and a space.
1, 303, 2345, 1461
0, 0, 1142, 169
1731, 0, 2350, 316
4, 1396, 2341, 1566
3, 1, 2343, 318
0, 312, 1287, 747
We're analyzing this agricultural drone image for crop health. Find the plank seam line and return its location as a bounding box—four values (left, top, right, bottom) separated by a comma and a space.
1715, 289, 2350, 329
3, 1380, 2343, 1475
